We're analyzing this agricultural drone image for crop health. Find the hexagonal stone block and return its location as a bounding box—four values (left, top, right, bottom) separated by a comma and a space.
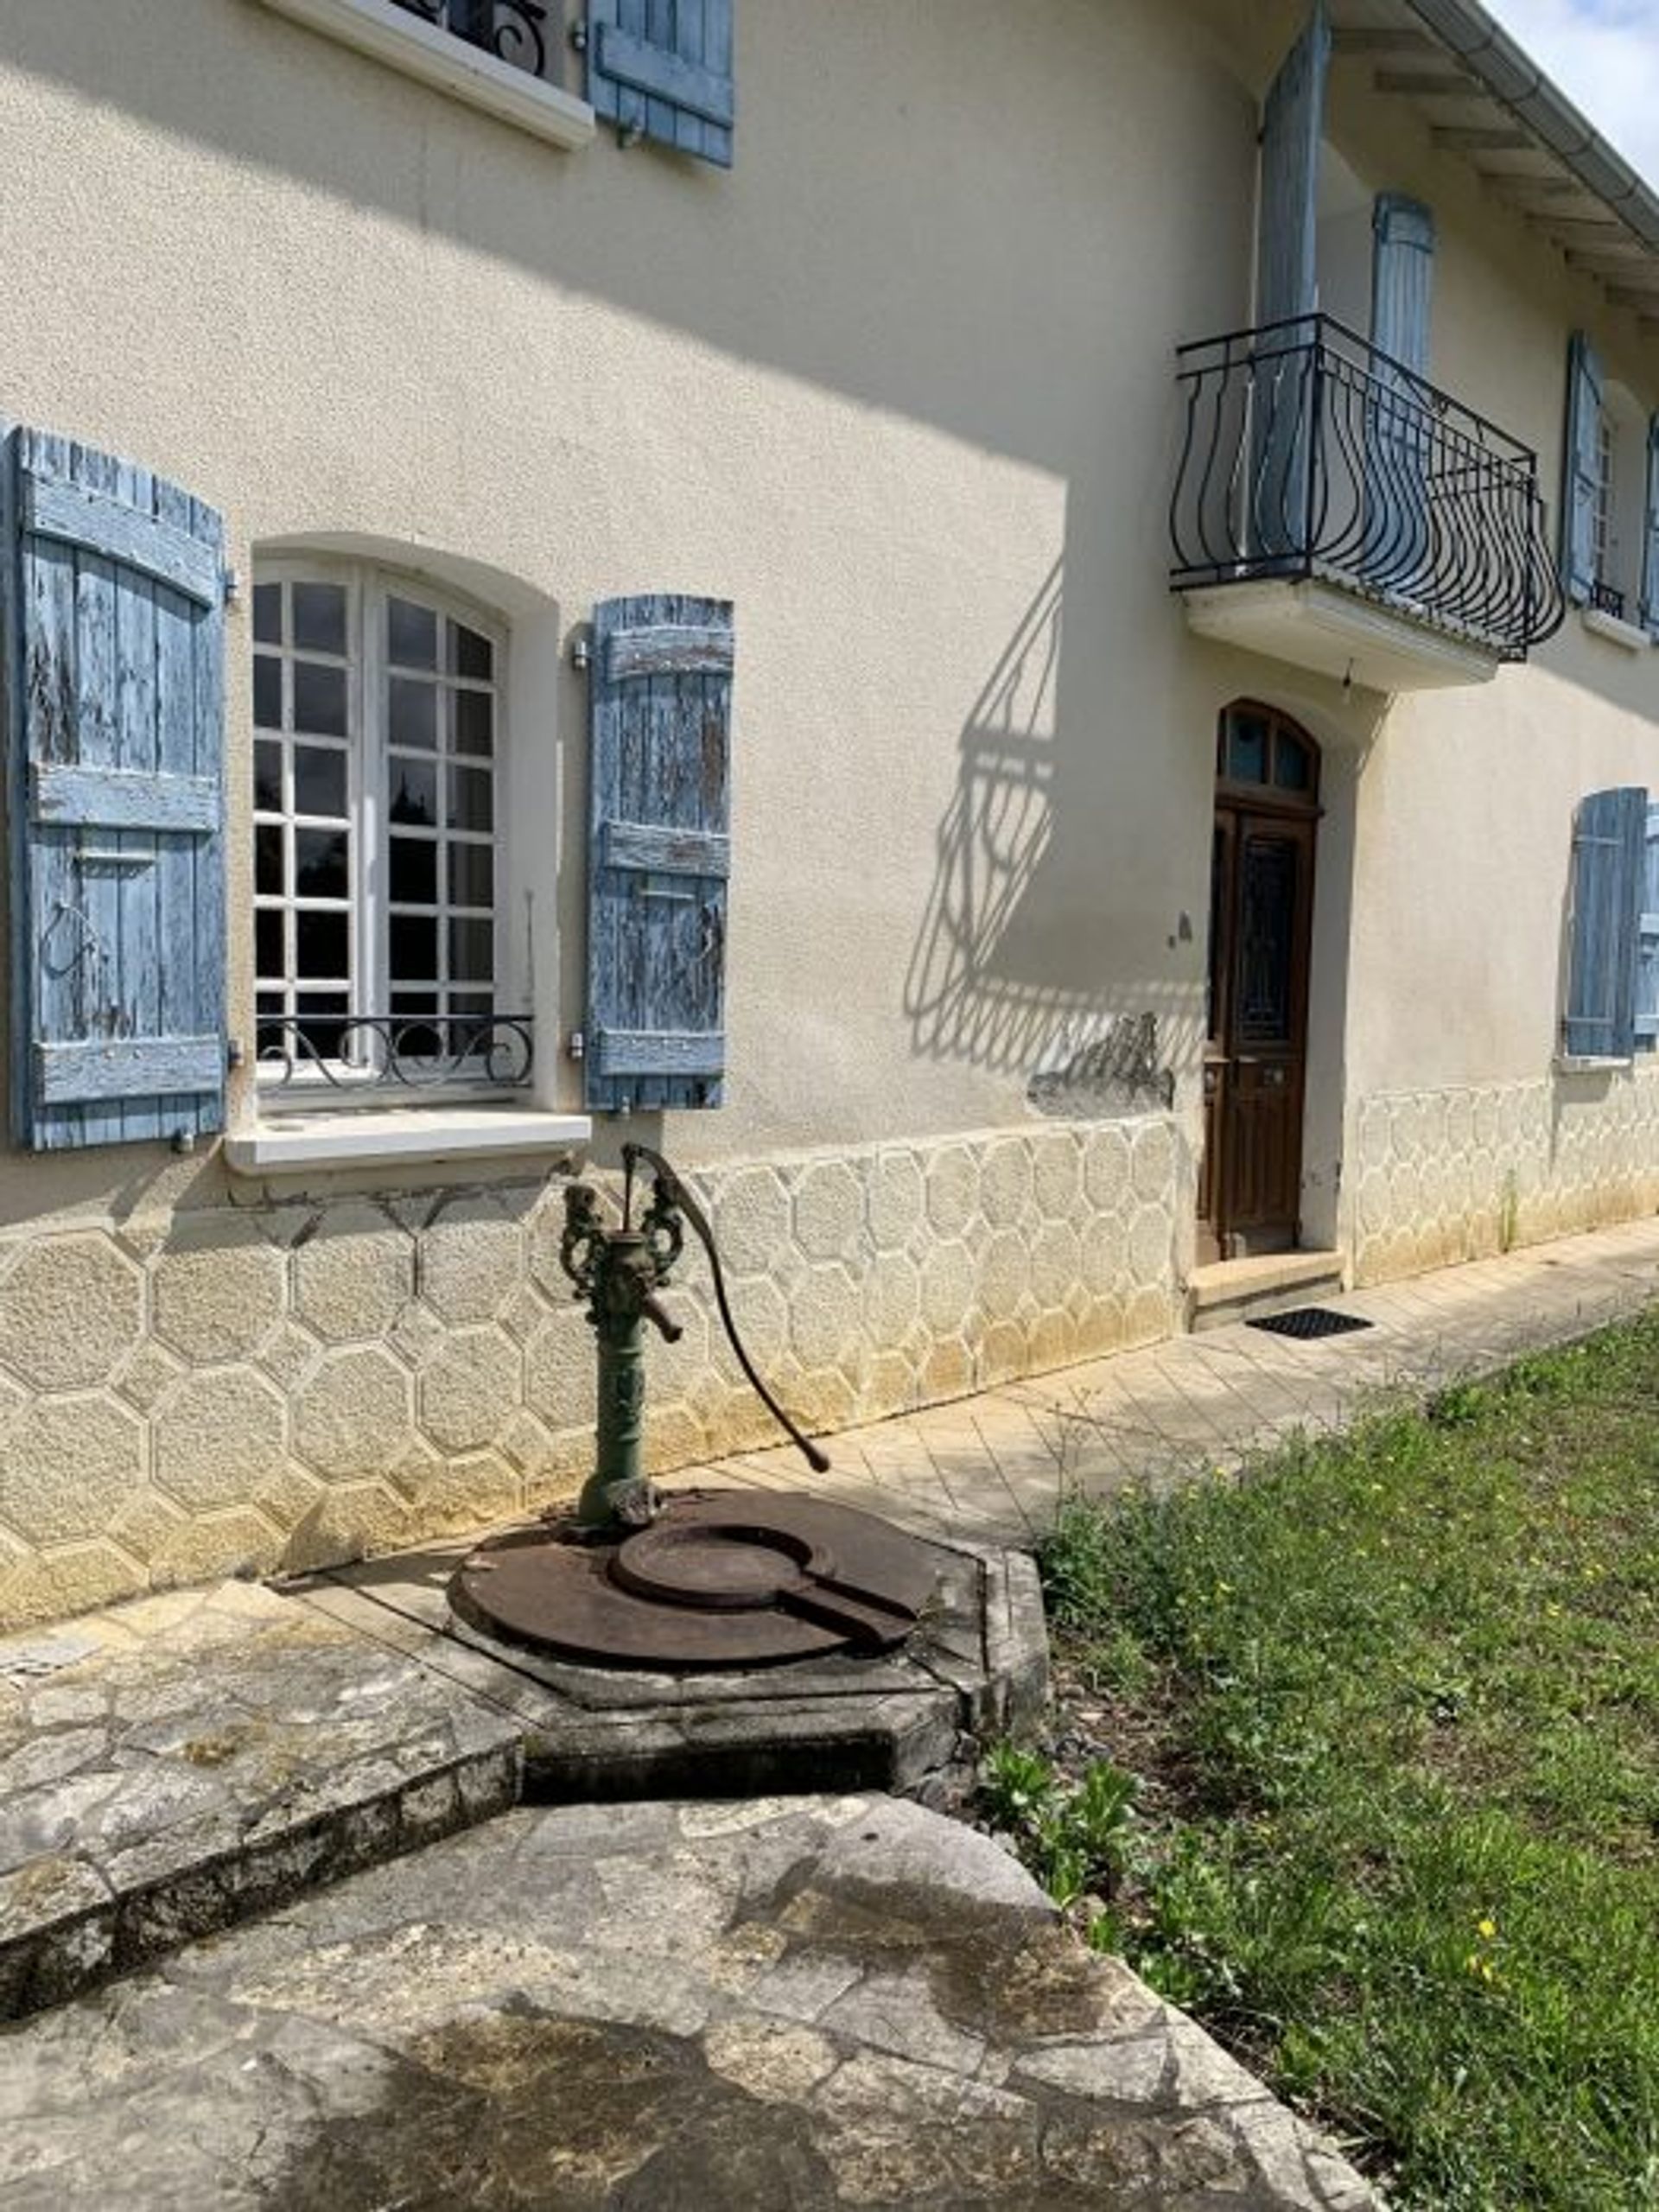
924, 1143, 979, 1239
2, 1393, 143, 1548
978, 1138, 1033, 1231
919, 1240, 976, 1337
1083, 1126, 1132, 1211
868, 1149, 924, 1254
977, 1231, 1031, 1326
1030, 1131, 1082, 1220
151, 1215, 286, 1363
918, 1337, 974, 1404
417, 1196, 526, 1325
863, 1252, 921, 1349
714, 1273, 788, 1375
1128, 1204, 1173, 1287
0, 1541, 139, 1633
789, 1263, 862, 1375
709, 1166, 791, 1279
115, 1341, 185, 1416
791, 1160, 864, 1265
865, 1349, 917, 1418
155, 1368, 289, 1515
1080, 1213, 1126, 1296
293, 1346, 415, 1484
415, 1327, 522, 1455
524, 1306, 600, 1437
392, 1448, 520, 1532
0, 1234, 143, 1394
1030, 1222, 1083, 1311
293, 1204, 414, 1344
1130, 1122, 1177, 1205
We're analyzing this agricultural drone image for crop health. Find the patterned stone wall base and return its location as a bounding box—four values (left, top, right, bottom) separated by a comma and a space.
0, 1116, 1186, 1631
1351, 1071, 1659, 1286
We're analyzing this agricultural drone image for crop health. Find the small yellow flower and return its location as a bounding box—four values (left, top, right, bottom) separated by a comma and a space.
1464, 1953, 1481, 1975
1478, 1917, 1497, 1940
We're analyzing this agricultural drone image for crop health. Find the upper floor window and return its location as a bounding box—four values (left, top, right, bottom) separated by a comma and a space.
1563, 331, 1659, 639
253, 563, 512, 1091
389, 0, 558, 83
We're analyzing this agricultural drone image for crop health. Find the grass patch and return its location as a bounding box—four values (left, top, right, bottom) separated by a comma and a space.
1014, 1314, 1659, 2209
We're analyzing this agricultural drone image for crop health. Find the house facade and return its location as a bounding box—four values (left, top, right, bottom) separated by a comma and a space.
0, 0, 1655, 1630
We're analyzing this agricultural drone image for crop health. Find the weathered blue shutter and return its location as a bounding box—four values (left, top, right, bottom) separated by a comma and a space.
1561, 332, 1604, 607
1366, 194, 1436, 591
1563, 786, 1646, 1061
1370, 194, 1434, 374
586, 1, 734, 168
1252, 5, 1330, 561
586, 595, 731, 1111
3, 429, 226, 1149
1256, 3, 1331, 331
1640, 415, 1659, 638
1637, 804, 1659, 1052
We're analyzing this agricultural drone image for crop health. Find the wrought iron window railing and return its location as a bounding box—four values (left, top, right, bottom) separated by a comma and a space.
255, 1012, 535, 1094
1169, 315, 1564, 661
1591, 578, 1628, 622
388, 0, 552, 79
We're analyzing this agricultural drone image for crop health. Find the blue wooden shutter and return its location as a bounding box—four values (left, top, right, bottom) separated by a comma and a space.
586, 1, 734, 168
1561, 332, 1604, 607
1563, 786, 1646, 1061
1256, 3, 1331, 330
1637, 804, 1659, 1052
1640, 415, 1659, 638
3, 429, 227, 1149
586, 595, 732, 1111
1370, 194, 1434, 374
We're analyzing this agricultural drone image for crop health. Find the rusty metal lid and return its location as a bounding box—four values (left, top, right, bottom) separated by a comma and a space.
449, 1491, 941, 1669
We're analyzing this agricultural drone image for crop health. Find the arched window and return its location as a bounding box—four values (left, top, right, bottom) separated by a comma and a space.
1216, 701, 1320, 806
252, 559, 507, 1083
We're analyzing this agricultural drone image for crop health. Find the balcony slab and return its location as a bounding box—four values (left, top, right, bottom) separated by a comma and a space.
1181, 576, 1505, 693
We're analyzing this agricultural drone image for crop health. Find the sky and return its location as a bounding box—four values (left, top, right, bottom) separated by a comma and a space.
1483, 0, 1659, 191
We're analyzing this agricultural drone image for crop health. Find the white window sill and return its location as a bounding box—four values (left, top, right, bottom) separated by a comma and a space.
1580, 607, 1650, 654
226, 1103, 591, 1175
1554, 1054, 1634, 1076
249, 0, 596, 150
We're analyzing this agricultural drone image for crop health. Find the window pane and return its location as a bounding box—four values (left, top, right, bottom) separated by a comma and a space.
253, 739, 283, 812
448, 765, 493, 833
294, 745, 348, 817
296, 908, 349, 979
448, 842, 493, 909
391, 912, 438, 982
450, 623, 493, 680
256, 907, 284, 978
293, 660, 347, 736
252, 582, 283, 646
389, 756, 437, 827
292, 582, 347, 657
389, 677, 437, 751
1274, 735, 1311, 792
449, 917, 493, 982
296, 993, 350, 1064
390, 836, 437, 905
388, 596, 438, 671
295, 826, 349, 899
454, 690, 493, 759
256, 823, 284, 896
253, 654, 282, 732
1226, 714, 1268, 785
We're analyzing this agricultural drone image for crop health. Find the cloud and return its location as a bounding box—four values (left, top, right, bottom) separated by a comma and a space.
1482, 0, 1659, 190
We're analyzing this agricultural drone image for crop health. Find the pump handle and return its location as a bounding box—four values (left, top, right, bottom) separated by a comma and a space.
622, 1142, 831, 1476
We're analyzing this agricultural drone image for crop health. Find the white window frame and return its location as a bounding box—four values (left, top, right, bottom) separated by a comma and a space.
252, 555, 520, 1109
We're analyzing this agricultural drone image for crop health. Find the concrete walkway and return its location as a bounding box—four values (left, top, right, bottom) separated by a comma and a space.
684, 1215, 1659, 1549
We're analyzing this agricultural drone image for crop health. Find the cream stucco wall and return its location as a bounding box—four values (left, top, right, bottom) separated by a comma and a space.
0, 0, 1656, 1625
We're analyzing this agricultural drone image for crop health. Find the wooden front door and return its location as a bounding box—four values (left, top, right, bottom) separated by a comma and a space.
1198, 705, 1319, 1262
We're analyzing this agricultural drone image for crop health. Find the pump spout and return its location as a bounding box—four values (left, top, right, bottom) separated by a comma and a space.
639, 1291, 683, 1344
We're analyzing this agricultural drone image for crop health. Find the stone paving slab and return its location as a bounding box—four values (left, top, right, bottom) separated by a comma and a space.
0, 1581, 520, 2022
0, 1792, 1377, 2210
692, 1216, 1659, 1548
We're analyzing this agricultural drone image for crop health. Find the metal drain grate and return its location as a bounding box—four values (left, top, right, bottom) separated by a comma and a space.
1246, 1306, 1374, 1341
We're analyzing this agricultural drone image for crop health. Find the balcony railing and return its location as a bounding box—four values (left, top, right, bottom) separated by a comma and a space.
256, 1012, 535, 1094
389, 0, 552, 79
1170, 315, 1564, 661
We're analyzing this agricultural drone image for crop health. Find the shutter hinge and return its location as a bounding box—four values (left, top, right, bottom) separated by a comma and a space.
569, 18, 588, 51
567, 1028, 586, 1062
569, 629, 593, 673
226, 1037, 245, 1070
222, 566, 241, 607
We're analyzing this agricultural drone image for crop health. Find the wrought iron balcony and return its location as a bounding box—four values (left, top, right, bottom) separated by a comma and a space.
389, 0, 551, 78
1170, 315, 1563, 665
255, 1012, 535, 1093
